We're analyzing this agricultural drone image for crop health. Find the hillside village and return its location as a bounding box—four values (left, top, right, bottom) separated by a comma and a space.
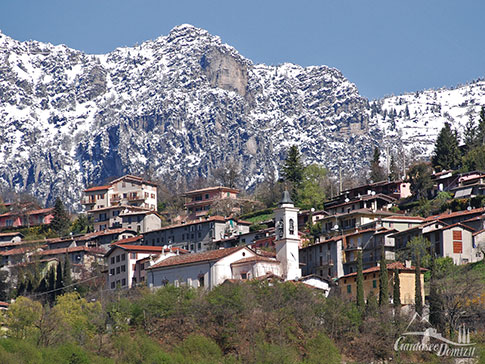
0, 116, 485, 362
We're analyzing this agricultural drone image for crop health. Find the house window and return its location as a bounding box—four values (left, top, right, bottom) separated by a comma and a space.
198, 243, 201, 250
110, 268, 115, 275
373, 280, 377, 288
241, 273, 248, 280
347, 285, 351, 294
453, 241, 462, 254
121, 265, 126, 272
116, 255, 120, 263
199, 276, 205, 287
121, 254, 126, 261
111, 282, 115, 289
121, 278, 126, 286
116, 267, 120, 274
111, 257, 115, 264
205, 194, 209, 199
131, 253, 137, 259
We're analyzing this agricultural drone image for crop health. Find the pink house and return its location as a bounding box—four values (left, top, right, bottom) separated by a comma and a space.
0, 208, 54, 229
184, 186, 240, 219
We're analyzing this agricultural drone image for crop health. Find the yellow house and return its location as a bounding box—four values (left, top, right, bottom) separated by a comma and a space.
338, 261, 425, 305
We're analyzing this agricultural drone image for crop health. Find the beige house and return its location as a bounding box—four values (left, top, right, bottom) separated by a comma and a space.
119, 209, 162, 233
82, 175, 158, 232
183, 186, 240, 219
339, 261, 425, 306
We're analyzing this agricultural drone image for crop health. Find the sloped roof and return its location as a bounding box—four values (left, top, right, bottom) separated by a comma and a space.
231, 256, 279, 265
111, 235, 143, 245
148, 246, 246, 269
84, 185, 111, 192
38, 246, 105, 256
184, 186, 240, 196
341, 262, 427, 278
424, 208, 485, 222
106, 244, 188, 257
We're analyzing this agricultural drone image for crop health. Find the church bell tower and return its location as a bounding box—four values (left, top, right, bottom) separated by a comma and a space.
274, 191, 301, 280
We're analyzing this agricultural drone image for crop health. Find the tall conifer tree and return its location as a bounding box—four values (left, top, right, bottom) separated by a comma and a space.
393, 268, 401, 308
281, 145, 305, 201
378, 247, 389, 306
50, 198, 70, 237
431, 122, 461, 171
415, 253, 423, 316
356, 250, 365, 308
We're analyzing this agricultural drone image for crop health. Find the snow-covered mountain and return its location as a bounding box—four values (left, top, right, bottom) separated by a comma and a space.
0, 24, 483, 210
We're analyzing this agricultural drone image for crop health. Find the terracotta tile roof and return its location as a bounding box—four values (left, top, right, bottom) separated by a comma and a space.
148, 246, 246, 269
231, 256, 279, 265
424, 208, 485, 222
0, 208, 53, 218
112, 235, 143, 245
429, 222, 476, 233
0, 232, 24, 238
106, 244, 188, 257
341, 262, 427, 278
184, 186, 240, 196
110, 174, 158, 187
146, 215, 227, 233
0, 246, 41, 256
384, 215, 425, 221
84, 185, 111, 192
38, 246, 105, 256
0, 301, 9, 307
76, 228, 135, 241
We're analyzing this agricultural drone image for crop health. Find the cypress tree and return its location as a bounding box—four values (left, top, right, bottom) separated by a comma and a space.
365, 291, 379, 317
55, 261, 63, 297
431, 122, 461, 171
415, 253, 423, 316
63, 256, 72, 292
48, 265, 56, 304
356, 250, 365, 308
378, 247, 389, 306
50, 197, 70, 237
393, 268, 401, 308
389, 154, 400, 181
429, 251, 444, 330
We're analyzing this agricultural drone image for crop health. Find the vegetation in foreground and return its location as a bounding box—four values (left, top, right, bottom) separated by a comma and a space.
0, 266, 484, 364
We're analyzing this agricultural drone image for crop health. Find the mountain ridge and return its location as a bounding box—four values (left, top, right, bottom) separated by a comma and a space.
0, 25, 483, 210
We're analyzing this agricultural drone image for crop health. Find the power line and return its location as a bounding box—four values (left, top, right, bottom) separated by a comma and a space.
28, 275, 103, 297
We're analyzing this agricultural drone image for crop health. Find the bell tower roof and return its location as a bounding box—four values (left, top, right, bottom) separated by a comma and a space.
279, 190, 293, 206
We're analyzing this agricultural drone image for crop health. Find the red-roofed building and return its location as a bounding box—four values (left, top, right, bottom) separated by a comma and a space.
0, 208, 54, 229
81, 175, 158, 232
105, 244, 188, 289
147, 192, 303, 290
183, 186, 240, 219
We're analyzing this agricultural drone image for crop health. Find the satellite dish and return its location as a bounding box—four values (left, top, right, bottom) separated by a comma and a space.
345, 198, 350, 203
467, 206, 472, 211
332, 224, 339, 231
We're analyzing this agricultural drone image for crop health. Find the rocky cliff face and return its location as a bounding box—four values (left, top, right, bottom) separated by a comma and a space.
0, 24, 482, 210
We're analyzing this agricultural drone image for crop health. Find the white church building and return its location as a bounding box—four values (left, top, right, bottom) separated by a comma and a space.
146, 192, 303, 289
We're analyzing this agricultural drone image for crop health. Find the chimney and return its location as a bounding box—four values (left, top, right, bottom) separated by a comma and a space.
405, 260, 411, 269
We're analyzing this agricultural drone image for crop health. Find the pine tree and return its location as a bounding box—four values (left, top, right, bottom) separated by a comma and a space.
356, 250, 365, 308
63, 257, 72, 292
365, 291, 379, 317
463, 114, 478, 153
407, 163, 433, 200
389, 154, 400, 181
369, 147, 385, 183
415, 252, 423, 316
476, 106, 485, 146
50, 197, 70, 237
378, 247, 389, 306
393, 268, 401, 308
281, 145, 305, 201
431, 122, 461, 171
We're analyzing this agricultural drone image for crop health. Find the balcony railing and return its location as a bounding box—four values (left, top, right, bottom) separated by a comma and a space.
81, 198, 96, 205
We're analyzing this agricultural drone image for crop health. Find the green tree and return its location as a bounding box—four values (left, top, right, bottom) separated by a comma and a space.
462, 145, 485, 172
463, 114, 478, 153
476, 106, 485, 146
415, 252, 423, 316
50, 198, 70, 237
428, 252, 444, 331
56, 261, 64, 297
407, 162, 433, 200
356, 250, 365, 309
369, 147, 386, 183
378, 247, 389, 306
281, 145, 305, 201
388, 154, 400, 181
70, 214, 93, 235
431, 122, 461, 171
365, 291, 379, 317
298, 164, 329, 210
63, 257, 73, 292
5, 296, 42, 339
392, 268, 401, 308
48, 265, 56, 304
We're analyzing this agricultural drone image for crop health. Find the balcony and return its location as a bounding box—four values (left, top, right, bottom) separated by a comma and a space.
81, 197, 96, 205
318, 259, 334, 267
128, 193, 145, 202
